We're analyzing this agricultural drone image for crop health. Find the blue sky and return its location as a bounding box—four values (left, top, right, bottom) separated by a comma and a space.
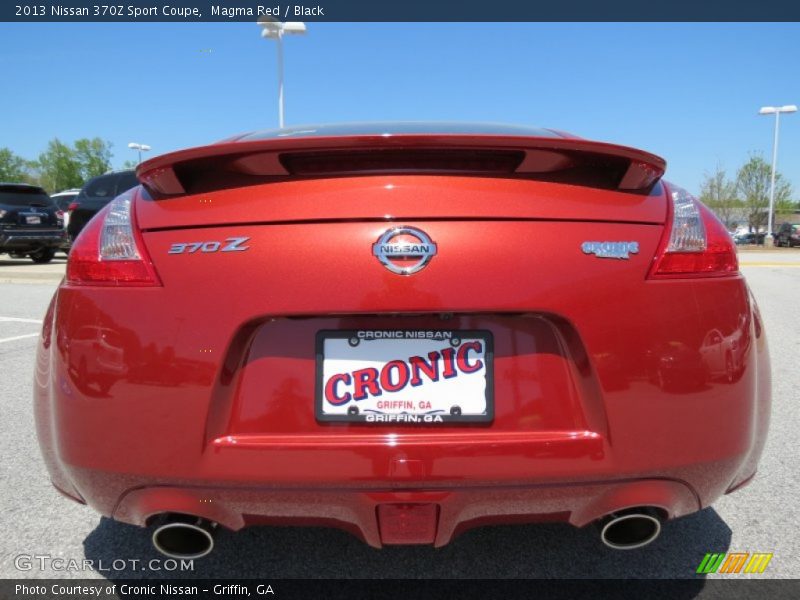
1, 22, 799, 195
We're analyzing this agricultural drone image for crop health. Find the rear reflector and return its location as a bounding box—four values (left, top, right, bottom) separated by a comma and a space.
377, 503, 438, 545
649, 183, 738, 278
66, 189, 160, 286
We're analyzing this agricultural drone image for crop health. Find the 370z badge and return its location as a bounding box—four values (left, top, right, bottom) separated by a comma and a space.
316, 330, 494, 424
168, 237, 250, 254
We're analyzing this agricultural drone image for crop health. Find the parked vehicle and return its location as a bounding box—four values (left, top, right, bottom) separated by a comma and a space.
0, 183, 66, 263
50, 188, 81, 212
734, 231, 767, 245
773, 222, 800, 247
35, 123, 770, 557
67, 170, 138, 241
50, 189, 81, 230
50, 188, 81, 253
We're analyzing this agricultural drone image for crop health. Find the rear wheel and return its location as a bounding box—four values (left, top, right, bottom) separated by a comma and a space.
29, 248, 56, 264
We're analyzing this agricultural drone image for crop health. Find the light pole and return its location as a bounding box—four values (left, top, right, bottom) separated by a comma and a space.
758, 105, 796, 241
257, 18, 306, 128
127, 142, 151, 165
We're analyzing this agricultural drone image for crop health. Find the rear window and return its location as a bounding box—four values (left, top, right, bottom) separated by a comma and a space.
115, 172, 139, 195
0, 188, 53, 207
80, 172, 138, 199
81, 175, 118, 199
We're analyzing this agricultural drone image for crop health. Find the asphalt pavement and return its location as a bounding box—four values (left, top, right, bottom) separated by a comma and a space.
0, 250, 797, 580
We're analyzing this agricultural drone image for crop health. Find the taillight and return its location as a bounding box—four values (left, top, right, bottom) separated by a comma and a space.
56, 210, 65, 219
67, 202, 79, 212
648, 183, 738, 279
66, 189, 161, 286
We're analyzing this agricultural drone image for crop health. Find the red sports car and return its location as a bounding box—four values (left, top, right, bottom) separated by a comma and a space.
34, 123, 770, 558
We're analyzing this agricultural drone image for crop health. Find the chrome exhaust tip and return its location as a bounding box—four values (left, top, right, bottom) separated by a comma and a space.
152, 514, 217, 560
598, 508, 662, 550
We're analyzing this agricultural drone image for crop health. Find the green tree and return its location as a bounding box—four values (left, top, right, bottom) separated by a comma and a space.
35, 137, 113, 192
37, 139, 83, 193
735, 154, 793, 232
699, 165, 740, 229
0, 148, 34, 183
74, 138, 112, 180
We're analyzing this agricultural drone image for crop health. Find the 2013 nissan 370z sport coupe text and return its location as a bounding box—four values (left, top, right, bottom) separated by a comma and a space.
34, 123, 771, 558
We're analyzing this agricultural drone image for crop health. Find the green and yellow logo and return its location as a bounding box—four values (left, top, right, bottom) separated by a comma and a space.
696, 552, 773, 574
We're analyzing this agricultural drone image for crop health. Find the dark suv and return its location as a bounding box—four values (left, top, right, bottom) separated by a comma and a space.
0, 183, 66, 263
774, 222, 800, 247
68, 170, 139, 241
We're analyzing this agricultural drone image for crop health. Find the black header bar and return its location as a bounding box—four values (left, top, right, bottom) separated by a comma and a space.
3, 0, 800, 22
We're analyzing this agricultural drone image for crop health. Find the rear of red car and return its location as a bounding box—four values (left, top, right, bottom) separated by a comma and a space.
34, 124, 770, 555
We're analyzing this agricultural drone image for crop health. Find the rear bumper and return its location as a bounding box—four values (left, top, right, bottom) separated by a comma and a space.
0, 229, 66, 250
46, 426, 748, 547
109, 477, 699, 547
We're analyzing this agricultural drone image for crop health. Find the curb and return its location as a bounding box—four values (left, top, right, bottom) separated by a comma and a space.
0, 276, 63, 284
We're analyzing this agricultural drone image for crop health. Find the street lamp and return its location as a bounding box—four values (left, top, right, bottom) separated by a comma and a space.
257, 17, 306, 128
758, 105, 797, 241
127, 142, 151, 165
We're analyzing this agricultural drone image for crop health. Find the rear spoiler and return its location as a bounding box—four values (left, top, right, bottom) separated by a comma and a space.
137, 134, 666, 197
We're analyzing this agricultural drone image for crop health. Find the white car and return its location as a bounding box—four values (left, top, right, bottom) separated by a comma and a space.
49, 188, 81, 230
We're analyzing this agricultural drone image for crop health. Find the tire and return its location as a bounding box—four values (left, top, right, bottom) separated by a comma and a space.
29, 248, 56, 264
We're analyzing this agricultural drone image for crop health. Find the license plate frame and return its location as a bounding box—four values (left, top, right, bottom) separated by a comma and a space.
315, 329, 494, 424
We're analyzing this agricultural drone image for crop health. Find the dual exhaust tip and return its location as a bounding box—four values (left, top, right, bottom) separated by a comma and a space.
149, 507, 663, 558
152, 514, 216, 560
597, 507, 663, 550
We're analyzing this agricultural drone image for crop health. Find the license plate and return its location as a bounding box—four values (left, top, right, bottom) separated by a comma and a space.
25, 216, 41, 224
316, 330, 494, 423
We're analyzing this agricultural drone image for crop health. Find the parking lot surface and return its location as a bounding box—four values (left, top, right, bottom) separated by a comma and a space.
0, 250, 798, 580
